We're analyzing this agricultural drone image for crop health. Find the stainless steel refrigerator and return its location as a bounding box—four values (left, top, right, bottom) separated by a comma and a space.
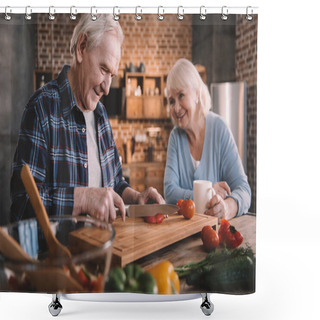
210, 82, 247, 172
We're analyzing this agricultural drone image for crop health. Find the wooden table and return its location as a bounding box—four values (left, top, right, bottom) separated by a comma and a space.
134, 214, 256, 293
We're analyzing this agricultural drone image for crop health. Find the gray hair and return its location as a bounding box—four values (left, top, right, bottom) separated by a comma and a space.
70, 14, 124, 58
166, 58, 211, 116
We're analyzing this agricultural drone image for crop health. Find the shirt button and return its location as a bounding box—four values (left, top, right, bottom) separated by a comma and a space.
82, 128, 86, 133
84, 163, 87, 169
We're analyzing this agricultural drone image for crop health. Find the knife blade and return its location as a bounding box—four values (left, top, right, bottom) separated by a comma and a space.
126, 204, 179, 218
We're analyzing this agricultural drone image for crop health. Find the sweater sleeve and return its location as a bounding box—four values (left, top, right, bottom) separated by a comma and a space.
218, 119, 251, 216
164, 130, 193, 204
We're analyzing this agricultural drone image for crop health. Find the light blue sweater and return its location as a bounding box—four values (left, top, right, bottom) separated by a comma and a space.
164, 111, 251, 216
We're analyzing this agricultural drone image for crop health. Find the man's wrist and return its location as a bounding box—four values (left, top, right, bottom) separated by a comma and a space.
122, 187, 140, 204
73, 187, 86, 216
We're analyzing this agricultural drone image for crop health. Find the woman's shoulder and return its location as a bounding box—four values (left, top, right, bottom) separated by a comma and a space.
206, 111, 228, 129
170, 125, 186, 138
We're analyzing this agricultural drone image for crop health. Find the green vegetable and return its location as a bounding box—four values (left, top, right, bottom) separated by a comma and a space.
175, 246, 255, 293
137, 272, 158, 294
107, 267, 126, 292
106, 263, 158, 294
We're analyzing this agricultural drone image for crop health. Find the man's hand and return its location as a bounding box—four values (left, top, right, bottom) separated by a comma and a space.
122, 186, 165, 205
136, 187, 165, 204
73, 187, 126, 223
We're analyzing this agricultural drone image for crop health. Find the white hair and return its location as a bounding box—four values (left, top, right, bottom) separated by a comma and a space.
70, 14, 124, 58
166, 58, 211, 116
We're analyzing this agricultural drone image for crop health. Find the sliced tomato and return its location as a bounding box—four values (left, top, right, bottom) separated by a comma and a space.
78, 268, 90, 287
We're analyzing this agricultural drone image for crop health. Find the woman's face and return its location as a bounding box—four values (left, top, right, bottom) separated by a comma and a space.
168, 87, 199, 130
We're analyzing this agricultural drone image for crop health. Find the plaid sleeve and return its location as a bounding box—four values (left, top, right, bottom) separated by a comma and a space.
113, 136, 130, 196
10, 104, 75, 221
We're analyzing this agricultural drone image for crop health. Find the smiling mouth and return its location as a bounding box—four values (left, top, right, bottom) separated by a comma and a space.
93, 88, 100, 97
176, 111, 186, 120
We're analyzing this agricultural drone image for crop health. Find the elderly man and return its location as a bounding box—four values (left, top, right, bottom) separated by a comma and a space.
10, 14, 164, 223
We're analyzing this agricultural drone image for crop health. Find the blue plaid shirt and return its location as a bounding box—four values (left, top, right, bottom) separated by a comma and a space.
10, 65, 129, 222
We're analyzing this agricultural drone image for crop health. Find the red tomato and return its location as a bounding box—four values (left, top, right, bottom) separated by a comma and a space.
176, 199, 184, 214
144, 213, 165, 224
201, 226, 219, 251
218, 219, 243, 249
155, 213, 165, 224
181, 199, 195, 220
92, 274, 103, 292
201, 225, 213, 241
78, 268, 90, 287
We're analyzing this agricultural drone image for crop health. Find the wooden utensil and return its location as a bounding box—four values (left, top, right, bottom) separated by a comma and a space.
20, 164, 82, 288
0, 226, 34, 263
25, 267, 84, 293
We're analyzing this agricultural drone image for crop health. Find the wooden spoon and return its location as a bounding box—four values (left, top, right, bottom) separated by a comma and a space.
0, 226, 34, 263
0, 227, 84, 292
20, 164, 82, 289
26, 267, 84, 293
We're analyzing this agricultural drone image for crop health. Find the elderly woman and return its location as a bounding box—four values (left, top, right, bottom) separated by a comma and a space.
164, 58, 251, 220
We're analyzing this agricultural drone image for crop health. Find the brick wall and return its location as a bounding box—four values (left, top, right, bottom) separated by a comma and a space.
35, 13, 192, 163
235, 15, 258, 213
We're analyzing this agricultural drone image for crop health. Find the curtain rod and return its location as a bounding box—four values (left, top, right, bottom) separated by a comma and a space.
0, 6, 258, 21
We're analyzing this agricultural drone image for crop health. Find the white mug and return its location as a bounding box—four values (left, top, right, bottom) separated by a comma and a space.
193, 180, 216, 214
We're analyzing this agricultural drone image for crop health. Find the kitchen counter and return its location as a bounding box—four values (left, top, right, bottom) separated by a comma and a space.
134, 213, 256, 293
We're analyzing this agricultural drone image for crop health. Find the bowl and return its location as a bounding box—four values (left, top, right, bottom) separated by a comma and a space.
0, 215, 115, 293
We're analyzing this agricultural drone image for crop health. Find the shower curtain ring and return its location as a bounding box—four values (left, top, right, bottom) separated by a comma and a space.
25, 6, 32, 20
177, 6, 184, 21
135, 6, 142, 21
113, 6, 120, 21
70, 6, 77, 20
246, 6, 253, 21
157, 6, 164, 21
200, 6, 207, 20
91, 7, 97, 21
5, 6, 12, 21
221, 6, 228, 21
48, 6, 55, 21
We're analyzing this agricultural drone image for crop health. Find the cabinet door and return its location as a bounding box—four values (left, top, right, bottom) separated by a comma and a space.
143, 96, 162, 119
126, 97, 143, 119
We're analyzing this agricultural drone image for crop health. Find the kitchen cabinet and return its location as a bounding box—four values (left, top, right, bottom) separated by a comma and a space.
125, 72, 168, 119
122, 162, 165, 196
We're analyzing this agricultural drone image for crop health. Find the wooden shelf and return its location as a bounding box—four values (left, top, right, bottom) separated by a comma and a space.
125, 72, 169, 119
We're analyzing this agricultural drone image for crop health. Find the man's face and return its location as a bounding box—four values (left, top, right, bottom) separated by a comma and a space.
75, 31, 121, 112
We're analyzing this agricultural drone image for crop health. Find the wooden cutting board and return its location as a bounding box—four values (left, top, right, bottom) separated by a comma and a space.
113, 213, 218, 267
69, 213, 218, 268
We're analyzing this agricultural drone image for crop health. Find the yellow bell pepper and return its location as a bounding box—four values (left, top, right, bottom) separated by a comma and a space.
146, 260, 180, 294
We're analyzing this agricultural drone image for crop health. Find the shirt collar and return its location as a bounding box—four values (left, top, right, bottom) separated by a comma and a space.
57, 65, 105, 119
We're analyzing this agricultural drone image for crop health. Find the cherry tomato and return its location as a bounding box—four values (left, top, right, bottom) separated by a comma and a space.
176, 199, 184, 214
78, 268, 90, 287
201, 225, 219, 251
181, 199, 195, 220
92, 274, 103, 292
144, 213, 165, 224
155, 213, 165, 224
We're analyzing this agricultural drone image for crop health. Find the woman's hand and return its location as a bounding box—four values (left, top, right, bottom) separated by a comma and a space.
213, 181, 231, 200
205, 194, 238, 221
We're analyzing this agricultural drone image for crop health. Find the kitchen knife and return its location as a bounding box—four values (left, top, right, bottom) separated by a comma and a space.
121, 204, 179, 218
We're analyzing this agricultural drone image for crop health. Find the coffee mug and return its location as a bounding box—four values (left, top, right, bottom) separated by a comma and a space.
193, 180, 216, 214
